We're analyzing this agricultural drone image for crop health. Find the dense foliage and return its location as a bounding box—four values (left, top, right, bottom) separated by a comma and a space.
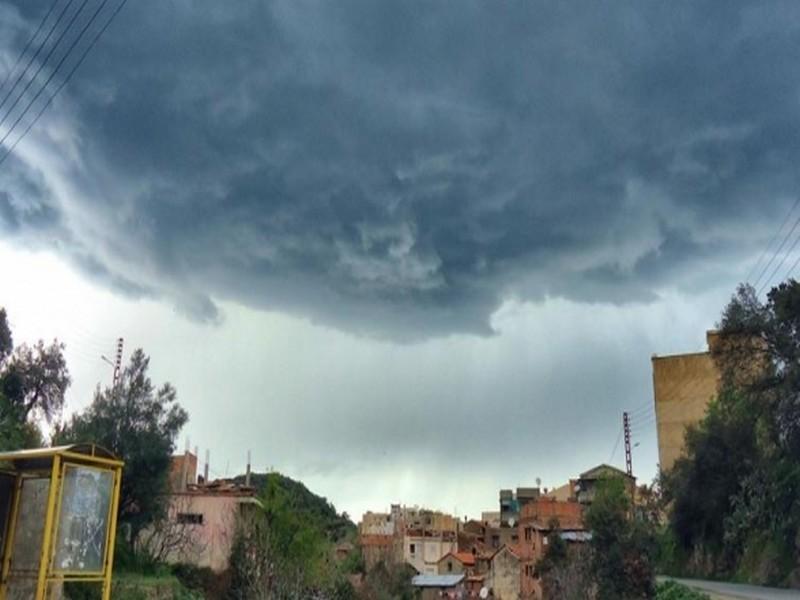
654, 581, 708, 600
535, 476, 657, 599
240, 472, 356, 542
0, 307, 69, 450
227, 473, 359, 599
55, 348, 188, 543
535, 518, 592, 600
662, 282, 800, 585
585, 476, 657, 599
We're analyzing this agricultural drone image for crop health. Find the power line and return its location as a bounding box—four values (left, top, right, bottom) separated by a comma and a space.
757, 222, 800, 297
0, 0, 128, 168
629, 404, 654, 420
753, 213, 800, 294
747, 197, 800, 285
0, 0, 92, 136
0, 0, 62, 99
783, 249, 800, 283
0, 0, 78, 119
608, 425, 623, 464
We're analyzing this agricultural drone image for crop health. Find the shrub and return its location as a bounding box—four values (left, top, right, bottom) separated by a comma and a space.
655, 580, 709, 600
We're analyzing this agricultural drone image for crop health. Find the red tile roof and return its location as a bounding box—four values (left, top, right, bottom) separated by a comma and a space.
452, 552, 476, 566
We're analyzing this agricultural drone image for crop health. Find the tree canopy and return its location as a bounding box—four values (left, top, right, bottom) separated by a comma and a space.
55, 348, 188, 542
585, 476, 656, 600
662, 281, 800, 584
0, 308, 69, 450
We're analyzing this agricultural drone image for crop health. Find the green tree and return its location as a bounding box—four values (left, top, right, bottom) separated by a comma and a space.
661, 388, 757, 563
661, 281, 800, 584
0, 308, 69, 450
585, 476, 656, 599
55, 348, 188, 543
0, 308, 12, 363
536, 517, 591, 600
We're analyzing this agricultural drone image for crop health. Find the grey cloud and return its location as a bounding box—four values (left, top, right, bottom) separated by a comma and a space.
2, 0, 799, 337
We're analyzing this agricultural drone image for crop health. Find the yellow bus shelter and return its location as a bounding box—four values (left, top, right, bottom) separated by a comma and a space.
0, 444, 123, 600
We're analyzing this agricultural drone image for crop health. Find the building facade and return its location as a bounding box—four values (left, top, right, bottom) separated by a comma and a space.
488, 545, 521, 600
652, 330, 721, 471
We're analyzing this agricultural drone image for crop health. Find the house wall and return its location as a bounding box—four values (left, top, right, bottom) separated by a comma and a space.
405, 535, 456, 575
490, 548, 521, 600
437, 556, 466, 575
169, 453, 198, 491
486, 526, 519, 551
146, 493, 246, 572
359, 512, 395, 535
652, 348, 719, 471
360, 534, 395, 570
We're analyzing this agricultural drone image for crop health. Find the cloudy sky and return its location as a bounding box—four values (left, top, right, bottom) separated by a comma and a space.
1, 0, 798, 519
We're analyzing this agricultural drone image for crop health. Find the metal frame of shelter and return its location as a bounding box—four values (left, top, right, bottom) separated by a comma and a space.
0, 444, 123, 600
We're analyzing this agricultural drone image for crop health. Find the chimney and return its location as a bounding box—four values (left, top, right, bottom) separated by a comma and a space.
204, 449, 210, 483
246, 449, 251, 487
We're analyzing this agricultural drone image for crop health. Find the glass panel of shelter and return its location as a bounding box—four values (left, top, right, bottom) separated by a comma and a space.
0, 472, 15, 565
52, 464, 114, 573
5, 477, 50, 595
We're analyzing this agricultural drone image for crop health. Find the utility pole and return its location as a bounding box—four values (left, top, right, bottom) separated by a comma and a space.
623, 411, 633, 477
112, 337, 124, 387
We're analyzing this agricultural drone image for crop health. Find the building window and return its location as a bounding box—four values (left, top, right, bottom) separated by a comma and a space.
492, 535, 499, 548
409, 543, 416, 555
177, 513, 203, 525
447, 561, 453, 572
525, 527, 531, 541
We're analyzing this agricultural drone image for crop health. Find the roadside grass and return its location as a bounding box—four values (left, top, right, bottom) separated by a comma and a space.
656, 580, 711, 600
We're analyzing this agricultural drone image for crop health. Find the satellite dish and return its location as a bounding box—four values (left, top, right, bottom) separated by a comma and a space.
508, 517, 516, 528
479, 587, 489, 599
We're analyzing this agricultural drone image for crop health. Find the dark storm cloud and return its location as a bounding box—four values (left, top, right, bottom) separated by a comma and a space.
2, 1, 799, 336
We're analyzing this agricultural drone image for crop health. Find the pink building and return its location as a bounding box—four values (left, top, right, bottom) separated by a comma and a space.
139, 455, 262, 572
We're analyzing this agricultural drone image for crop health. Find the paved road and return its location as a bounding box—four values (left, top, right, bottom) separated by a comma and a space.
664, 577, 800, 599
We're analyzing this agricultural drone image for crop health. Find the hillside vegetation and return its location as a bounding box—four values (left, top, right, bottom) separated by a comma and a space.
235, 471, 356, 542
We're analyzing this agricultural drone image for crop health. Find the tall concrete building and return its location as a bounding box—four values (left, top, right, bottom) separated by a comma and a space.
651, 331, 721, 471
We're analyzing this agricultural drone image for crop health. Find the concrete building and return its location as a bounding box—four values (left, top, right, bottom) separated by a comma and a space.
517, 499, 587, 598
488, 545, 522, 599
359, 505, 459, 573
436, 551, 476, 575
404, 530, 457, 575
481, 511, 501, 528
543, 482, 572, 502
169, 451, 198, 492
359, 511, 395, 536
360, 534, 398, 570
500, 487, 540, 526
140, 453, 262, 572
358, 508, 404, 568
574, 464, 636, 504
652, 330, 722, 471
141, 479, 261, 572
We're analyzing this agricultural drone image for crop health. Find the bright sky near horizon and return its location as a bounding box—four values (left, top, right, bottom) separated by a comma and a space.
1, 239, 737, 520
